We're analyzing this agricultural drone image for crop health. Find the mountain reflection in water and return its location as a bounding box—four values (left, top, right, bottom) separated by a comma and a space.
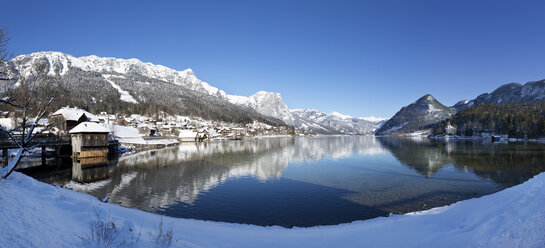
34, 136, 545, 227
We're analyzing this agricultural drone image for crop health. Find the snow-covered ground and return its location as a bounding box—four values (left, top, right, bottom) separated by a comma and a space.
1, 172, 544, 247
108, 124, 178, 146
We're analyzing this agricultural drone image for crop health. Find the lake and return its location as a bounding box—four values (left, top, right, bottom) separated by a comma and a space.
31, 136, 545, 227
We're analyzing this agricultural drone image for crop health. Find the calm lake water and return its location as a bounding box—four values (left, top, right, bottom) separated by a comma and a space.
30, 136, 545, 227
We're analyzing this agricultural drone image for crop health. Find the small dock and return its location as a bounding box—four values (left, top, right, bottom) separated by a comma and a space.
1, 135, 71, 167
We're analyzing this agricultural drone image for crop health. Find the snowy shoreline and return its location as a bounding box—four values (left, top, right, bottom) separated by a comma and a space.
1, 171, 544, 247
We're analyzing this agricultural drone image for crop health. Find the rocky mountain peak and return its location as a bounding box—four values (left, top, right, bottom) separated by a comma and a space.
418, 94, 435, 102
375, 94, 456, 135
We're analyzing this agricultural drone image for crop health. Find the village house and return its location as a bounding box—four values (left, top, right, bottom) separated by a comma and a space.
196, 128, 209, 142
117, 117, 130, 126
178, 129, 197, 142
231, 127, 246, 140
49, 107, 99, 132
445, 122, 457, 135
137, 123, 157, 136
69, 122, 111, 159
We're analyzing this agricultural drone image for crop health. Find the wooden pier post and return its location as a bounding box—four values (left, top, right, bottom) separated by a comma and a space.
55, 145, 60, 158
41, 146, 46, 166
2, 148, 7, 168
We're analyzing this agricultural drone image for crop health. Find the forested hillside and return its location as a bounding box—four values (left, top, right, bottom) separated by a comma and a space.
433, 102, 545, 138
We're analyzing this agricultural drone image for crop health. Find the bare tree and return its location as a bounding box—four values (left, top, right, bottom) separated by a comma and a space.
0, 25, 12, 81
1, 86, 53, 178
0, 26, 54, 179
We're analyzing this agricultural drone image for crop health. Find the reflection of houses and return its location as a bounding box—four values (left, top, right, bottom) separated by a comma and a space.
50, 107, 99, 132
69, 122, 111, 159
72, 156, 110, 183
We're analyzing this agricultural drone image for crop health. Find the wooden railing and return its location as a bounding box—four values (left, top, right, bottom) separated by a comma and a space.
0, 135, 71, 149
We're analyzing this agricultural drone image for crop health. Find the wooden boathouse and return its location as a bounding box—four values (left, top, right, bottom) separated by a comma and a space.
69, 122, 111, 159
50, 107, 100, 132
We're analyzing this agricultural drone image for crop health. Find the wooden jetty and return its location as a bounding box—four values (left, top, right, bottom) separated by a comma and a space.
0, 135, 71, 167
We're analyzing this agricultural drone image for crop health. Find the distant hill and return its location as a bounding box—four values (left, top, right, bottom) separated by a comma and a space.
432, 79, 545, 139
379, 79, 545, 136
375, 94, 456, 135
432, 101, 545, 139
454, 80, 545, 111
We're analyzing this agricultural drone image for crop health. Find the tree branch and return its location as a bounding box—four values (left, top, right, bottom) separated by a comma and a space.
0, 127, 22, 149
0, 97, 27, 109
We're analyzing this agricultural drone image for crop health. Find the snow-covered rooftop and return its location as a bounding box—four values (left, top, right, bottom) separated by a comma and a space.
51, 107, 99, 122
0, 118, 15, 130
178, 130, 197, 138
69, 122, 111, 134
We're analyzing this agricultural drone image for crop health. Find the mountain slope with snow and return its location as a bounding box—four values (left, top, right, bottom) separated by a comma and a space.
227, 91, 295, 125
454, 80, 545, 111
3, 51, 389, 134
290, 109, 386, 134
11, 51, 227, 97
376, 94, 456, 135
2, 51, 286, 126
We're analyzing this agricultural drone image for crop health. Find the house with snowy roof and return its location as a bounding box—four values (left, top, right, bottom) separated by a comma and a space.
178, 129, 197, 142
69, 121, 111, 159
49, 107, 99, 132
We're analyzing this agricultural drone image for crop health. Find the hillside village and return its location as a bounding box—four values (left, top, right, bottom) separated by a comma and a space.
2, 106, 297, 151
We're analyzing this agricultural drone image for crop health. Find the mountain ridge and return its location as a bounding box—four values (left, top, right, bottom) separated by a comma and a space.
290, 109, 385, 135
2, 51, 287, 126
2, 51, 385, 134
375, 94, 456, 135
454, 80, 545, 111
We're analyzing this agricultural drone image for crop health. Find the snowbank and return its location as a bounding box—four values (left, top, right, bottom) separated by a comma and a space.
110, 125, 147, 144
109, 125, 178, 146
1, 172, 544, 247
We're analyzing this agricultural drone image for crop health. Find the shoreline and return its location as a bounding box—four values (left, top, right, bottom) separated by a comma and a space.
1, 171, 543, 247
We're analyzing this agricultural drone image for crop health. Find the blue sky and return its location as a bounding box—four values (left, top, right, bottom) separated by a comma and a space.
3, 0, 545, 118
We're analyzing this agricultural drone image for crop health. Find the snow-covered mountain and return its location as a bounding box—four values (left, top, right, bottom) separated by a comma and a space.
290, 109, 386, 135
359, 116, 389, 123
3, 51, 286, 126
11, 51, 227, 97
453, 80, 545, 111
452, 100, 470, 112
3, 51, 388, 134
227, 91, 295, 125
6, 51, 297, 123
375, 94, 456, 135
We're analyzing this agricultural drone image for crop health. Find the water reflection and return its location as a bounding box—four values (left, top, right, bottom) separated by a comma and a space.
378, 137, 545, 187
32, 136, 545, 226
75, 137, 387, 209
72, 157, 110, 183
